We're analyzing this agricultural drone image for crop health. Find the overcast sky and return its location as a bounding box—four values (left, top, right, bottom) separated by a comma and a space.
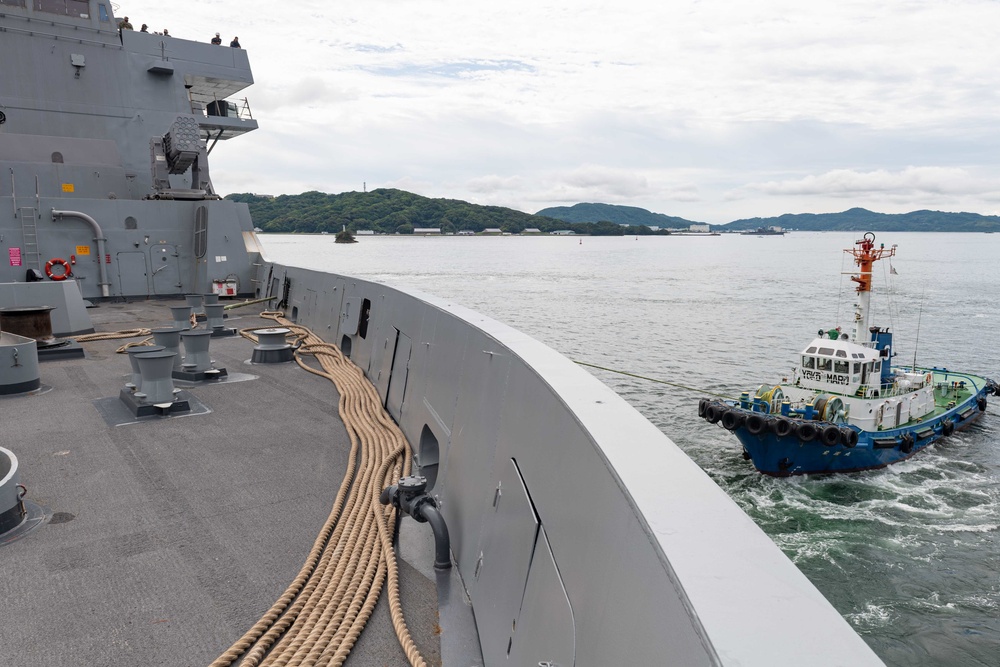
121, 0, 1000, 223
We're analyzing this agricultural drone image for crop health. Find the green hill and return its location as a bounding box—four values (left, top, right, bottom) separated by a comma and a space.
535, 202, 705, 228
226, 189, 662, 235
723, 207, 1000, 232
226, 191, 1000, 235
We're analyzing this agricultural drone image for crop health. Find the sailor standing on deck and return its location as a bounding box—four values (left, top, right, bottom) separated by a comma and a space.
211, 32, 222, 45
230, 36, 241, 48
118, 16, 133, 30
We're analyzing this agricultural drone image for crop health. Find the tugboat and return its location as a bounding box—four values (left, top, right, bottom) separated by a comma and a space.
700, 232, 999, 476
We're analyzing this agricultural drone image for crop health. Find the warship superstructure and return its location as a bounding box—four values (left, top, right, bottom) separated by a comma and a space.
1, 2, 885, 665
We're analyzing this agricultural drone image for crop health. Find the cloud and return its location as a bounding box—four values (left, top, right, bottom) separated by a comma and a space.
125, 0, 1000, 223
728, 167, 1000, 200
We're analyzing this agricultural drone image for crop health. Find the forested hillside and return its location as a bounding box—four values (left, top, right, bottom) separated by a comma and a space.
226, 189, 658, 235
535, 202, 704, 227
226, 191, 1000, 234
725, 207, 1000, 232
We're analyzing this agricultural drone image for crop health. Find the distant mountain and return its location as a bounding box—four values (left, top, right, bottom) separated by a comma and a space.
535, 202, 705, 228
226, 191, 1000, 235
723, 207, 1000, 232
226, 189, 657, 235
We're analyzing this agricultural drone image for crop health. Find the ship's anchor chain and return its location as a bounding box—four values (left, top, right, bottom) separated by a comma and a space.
209, 312, 429, 667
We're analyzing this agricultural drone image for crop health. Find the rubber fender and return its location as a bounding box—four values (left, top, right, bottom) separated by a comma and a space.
796, 422, 818, 442
698, 398, 709, 418
941, 419, 954, 436
978, 396, 988, 411
900, 433, 915, 454
721, 409, 744, 431
772, 417, 794, 437
745, 413, 767, 435
840, 427, 858, 448
820, 424, 841, 447
705, 403, 723, 424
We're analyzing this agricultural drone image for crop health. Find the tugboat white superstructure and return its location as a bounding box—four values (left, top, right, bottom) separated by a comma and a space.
700, 232, 998, 475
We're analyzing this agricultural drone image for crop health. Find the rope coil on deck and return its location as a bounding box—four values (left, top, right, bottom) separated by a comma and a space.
207, 312, 428, 667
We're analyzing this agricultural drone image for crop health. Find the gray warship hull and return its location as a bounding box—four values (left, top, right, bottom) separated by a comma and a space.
0, 2, 884, 665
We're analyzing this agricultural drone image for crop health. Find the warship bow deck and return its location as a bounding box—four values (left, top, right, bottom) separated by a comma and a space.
0, 299, 442, 666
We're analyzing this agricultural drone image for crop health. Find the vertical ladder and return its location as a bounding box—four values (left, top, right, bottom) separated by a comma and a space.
19, 207, 40, 271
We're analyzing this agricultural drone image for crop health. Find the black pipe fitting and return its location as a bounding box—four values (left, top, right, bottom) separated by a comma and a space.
380, 475, 452, 570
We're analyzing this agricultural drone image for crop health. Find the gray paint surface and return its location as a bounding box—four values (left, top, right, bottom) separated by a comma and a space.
1, 3, 262, 300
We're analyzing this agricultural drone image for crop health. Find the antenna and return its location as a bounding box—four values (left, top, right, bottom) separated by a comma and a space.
912, 287, 925, 372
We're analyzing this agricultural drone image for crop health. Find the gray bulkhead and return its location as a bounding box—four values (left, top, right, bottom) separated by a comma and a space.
268, 264, 885, 667
0, 2, 261, 304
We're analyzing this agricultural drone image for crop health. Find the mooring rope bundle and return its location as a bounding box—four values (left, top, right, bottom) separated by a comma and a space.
207, 312, 428, 667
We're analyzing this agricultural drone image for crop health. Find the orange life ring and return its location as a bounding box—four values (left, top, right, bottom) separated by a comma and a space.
44, 257, 72, 281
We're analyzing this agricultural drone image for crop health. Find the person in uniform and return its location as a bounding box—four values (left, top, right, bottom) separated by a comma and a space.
230, 36, 241, 48
118, 16, 133, 30
211, 32, 222, 45
140, 24, 148, 32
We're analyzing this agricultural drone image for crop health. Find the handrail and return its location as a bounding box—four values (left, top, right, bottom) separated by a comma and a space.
196, 96, 254, 121
0, 22, 122, 48
915, 367, 987, 392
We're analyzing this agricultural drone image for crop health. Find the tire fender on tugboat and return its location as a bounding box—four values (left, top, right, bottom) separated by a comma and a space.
772, 417, 793, 437
705, 403, 723, 424
745, 413, 767, 435
941, 419, 955, 436
820, 424, 841, 447
840, 427, 859, 448
900, 433, 915, 454
721, 410, 744, 431
796, 421, 818, 442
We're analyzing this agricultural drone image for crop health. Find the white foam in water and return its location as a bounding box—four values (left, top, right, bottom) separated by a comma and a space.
847, 603, 893, 629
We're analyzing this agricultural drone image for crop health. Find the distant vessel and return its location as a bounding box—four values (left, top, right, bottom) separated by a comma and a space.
699, 233, 997, 475
741, 226, 785, 235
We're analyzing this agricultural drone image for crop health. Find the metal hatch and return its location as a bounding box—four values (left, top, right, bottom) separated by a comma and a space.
385, 331, 411, 422
509, 526, 576, 667
471, 459, 577, 665
116, 251, 148, 296
472, 458, 539, 663
150, 244, 180, 294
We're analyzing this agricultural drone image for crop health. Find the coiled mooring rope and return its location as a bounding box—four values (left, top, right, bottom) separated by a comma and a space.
208, 312, 428, 667
73, 311, 429, 665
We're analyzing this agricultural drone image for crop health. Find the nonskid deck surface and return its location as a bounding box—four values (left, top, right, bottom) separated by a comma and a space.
0, 299, 440, 666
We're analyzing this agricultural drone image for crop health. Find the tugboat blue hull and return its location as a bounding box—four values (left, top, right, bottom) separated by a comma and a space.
706, 388, 992, 476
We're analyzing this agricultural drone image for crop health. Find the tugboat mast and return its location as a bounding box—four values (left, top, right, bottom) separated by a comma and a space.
848, 232, 896, 342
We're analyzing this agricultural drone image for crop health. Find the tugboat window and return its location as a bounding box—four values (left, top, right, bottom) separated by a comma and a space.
818, 347, 834, 356
817, 357, 832, 372
853, 362, 861, 373
802, 356, 815, 369
835, 350, 847, 358
834, 360, 849, 374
